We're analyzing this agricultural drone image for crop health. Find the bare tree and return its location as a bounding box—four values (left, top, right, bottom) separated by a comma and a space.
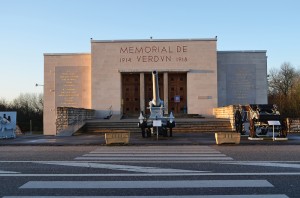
12, 93, 43, 113
269, 62, 299, 96
268, 62, 300, 117
0, 98, 10, 110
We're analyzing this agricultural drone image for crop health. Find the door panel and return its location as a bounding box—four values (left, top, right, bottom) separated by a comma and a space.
168, 73, 187, 114
122, 74, 140, 115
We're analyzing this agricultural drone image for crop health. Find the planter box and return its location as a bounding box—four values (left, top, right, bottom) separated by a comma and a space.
105, 132, 130, 145
215, 132, 240, 145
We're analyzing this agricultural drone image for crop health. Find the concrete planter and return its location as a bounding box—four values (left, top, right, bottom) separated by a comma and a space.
105, 132, 130, 145
215, 132, 240, 145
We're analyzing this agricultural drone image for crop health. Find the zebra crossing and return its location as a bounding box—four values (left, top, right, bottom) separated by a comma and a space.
0, 146, 290, 197
3, 179, 289, 198
74, 145, 233, 162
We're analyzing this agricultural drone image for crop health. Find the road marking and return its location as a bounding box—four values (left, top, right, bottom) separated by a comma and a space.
83, 153, 226, 157
75, 146, 233, 161
2, 160, 300, 163
20, 180, 273, 189
90, 151, 222, 154
74, 157, 233, 161
0, 170, 19, 174
222, 162, 300, 169
2, 195, 289, 198
27, 139, 57, 143
91, 145, 215, 150
37, 162, 208, 173
1, 172, 300, 177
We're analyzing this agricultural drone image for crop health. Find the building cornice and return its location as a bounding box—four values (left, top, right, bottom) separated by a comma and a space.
118, 69, 190, 73
91, 38, 217, 43
217, 50, 267, 53
44, 53, 90, 56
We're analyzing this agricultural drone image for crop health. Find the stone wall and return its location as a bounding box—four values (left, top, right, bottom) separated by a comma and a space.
44, 53, 91, 135
213, 105, 238, 129
217, 51, 268, 107
56, 107, 95, 134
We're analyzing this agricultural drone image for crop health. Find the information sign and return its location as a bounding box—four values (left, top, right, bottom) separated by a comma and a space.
153, 120, 162, 127
174, 95, 180, 103
268, 121, 281, 126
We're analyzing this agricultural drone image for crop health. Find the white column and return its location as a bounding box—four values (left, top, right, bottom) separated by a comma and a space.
140, 73, 145, 113
164, 72, 168, 114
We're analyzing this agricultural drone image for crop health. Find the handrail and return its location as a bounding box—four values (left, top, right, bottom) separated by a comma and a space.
108, 105, 113, 116
105, 105, 113, 119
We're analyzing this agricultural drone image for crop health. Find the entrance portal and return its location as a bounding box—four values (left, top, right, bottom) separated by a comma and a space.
122, 73, 140, 116
168, 73, 187, 114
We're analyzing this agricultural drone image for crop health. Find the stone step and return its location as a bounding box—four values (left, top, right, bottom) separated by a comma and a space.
84, 125, 231, 128
80, 128, 233, 133
85, 121, 231, 126
83, 123, 232, 129
79, 118, 233, 134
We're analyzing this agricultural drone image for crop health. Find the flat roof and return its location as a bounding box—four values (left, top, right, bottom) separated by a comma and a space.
217, 50, 267, 53
119, 69, 190, 73
91, 38, 217, 43
44, 53, 90, 56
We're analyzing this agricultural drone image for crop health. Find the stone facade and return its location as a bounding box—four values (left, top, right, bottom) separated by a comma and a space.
43, 39, 268, 135
91, 39, 218, 117
217, 51, 268, 107
44, 54, 91, 135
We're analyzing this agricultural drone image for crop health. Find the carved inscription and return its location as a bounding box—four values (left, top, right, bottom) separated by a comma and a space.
58, 71, 79, 106
119, 45, 188, 63
226, 65, 256, 104
55, 67, 86, 107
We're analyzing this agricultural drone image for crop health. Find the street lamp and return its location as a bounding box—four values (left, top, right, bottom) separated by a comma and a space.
35, 83, 44, 87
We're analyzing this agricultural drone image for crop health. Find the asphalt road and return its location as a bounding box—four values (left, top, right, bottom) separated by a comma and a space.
0, 145, 300, 197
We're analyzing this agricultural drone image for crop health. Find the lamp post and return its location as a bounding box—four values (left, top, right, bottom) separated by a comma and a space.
34, 83, 44, 134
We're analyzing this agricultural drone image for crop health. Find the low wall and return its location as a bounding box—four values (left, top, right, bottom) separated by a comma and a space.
56, 107, 95, 134
213, 105, 238, 130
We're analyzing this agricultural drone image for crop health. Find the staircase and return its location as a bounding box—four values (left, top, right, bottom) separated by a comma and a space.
174, 120, 233, 133
78, 118, 233, 134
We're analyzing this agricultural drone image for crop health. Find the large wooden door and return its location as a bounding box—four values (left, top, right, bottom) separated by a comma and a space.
144, 73, 164, 114
168, 73, 187, 114
122, 73, 140, 116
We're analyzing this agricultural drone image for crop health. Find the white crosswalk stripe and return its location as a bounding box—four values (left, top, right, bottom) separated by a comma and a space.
8, 179, 288, 198
2, 195, 290, 198
19, 180, 273, 188
0, 170, 19, 174
38, 161, 209, 174
74, 146, 233, 162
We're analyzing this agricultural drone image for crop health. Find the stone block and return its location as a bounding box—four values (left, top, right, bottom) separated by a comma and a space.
105, 132, 130, 145
215, 132, 240, 145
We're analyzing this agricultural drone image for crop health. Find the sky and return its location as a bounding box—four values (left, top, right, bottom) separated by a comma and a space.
1, 0, 300, 101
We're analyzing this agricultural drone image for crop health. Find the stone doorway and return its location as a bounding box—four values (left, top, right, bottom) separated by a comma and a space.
122, 73, 140, 116
168, 73, 187, 114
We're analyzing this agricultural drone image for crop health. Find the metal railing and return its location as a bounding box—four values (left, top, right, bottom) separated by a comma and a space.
105, 105, 113, 119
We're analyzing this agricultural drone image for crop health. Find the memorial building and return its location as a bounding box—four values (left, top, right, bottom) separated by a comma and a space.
44, 38, 268, 135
